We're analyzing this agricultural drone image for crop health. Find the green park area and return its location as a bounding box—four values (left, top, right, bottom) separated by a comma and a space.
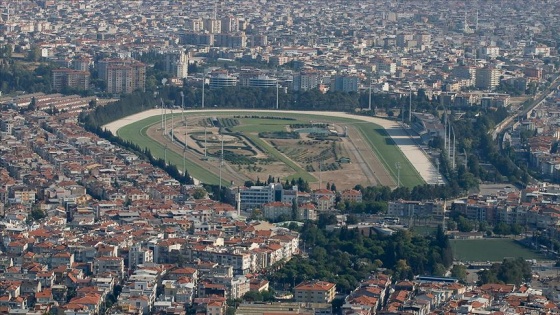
115, 111, 425, 187
450, 238, 545, 262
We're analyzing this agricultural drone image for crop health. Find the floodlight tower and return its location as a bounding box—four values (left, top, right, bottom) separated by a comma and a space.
395, 162, 401, 187
276, 81, 279, 109
408, 84, 412, 123
202, 71, 206, 109
180, 91, 185, 124
219, 133, 224, 193
204, 126, 207, 157
368, 77, 372, 111
170, 107, 174, 142
162, 99, 167, 136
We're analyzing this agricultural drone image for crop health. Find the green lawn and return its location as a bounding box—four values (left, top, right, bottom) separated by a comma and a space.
450, 239, 546, 262
115, 111, 425, 187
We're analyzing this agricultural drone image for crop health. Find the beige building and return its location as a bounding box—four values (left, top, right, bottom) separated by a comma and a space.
295, 281, 336, 303
98, 58, 146, 94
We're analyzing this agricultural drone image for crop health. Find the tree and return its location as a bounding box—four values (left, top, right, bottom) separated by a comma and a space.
493, 222, 511, 235
395, 259, 412, 280
456, 216, 475, 232
478, 258, 532, 285
317, 213, 337, 228
26, 45, 41, 62
191, 187, 207, 199
451, 265, 467, 282
510, 224, 523, 235
291, 198, 299, 221
346, 214, 358, 225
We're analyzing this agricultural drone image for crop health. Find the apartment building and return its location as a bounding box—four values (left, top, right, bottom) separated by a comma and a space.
387, 200, 445, 218
238, 184, 279, 210
51, 69, 90, 91
293, 70, 320, 91
475, 67, 500, 90
98, 59, 146, 94
93, 256, 124, 278
330, 75, 359, 92
295, 281, 336, 303
164, 50, 189, 79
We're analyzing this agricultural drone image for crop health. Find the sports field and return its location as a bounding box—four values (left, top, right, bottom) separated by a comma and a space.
450, 239, 546, 262
111, 110, 430, 187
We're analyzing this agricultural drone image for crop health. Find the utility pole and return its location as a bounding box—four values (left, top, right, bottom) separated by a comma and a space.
180, 91, 185, 124
319, 159, 322, 189
395, 162, 401, 187
202, 70, 206, 109
164, 144, 168, 165
452, 126, 456, 169
161, 98, 166, 136
435, 159, 441, 185
204, 126, 207, 157
183, 150, 186, 176
368, 77, 372, 112
184, 108, 188, 175
443, 109, 447, 154
276, 81, 279, 109
448, 115, 452, 160
409, 84, 412, 123
160, 98, 164, 131
170, 107, 174, 142
219, 133, 224, 194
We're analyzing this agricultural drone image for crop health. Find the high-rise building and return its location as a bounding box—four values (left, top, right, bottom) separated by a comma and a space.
396, 33, 413, 48
72, 56, 92, 72
213, 32, 247, 48
375, 58, 397, 75
475, 67, 500, 90
52, 68, 90, 91
221, 15, 238, 33
204, 18, 221, 34
331, 75, 358, 92
164, 50, 189, 79
98, 59, 146, 94
452, 65, 477, 83
292, 70, 320, 91
181, 33, 214, 46
250, 35, 268, 47
189, 18, 204, 32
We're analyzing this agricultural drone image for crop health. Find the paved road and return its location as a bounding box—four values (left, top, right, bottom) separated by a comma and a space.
103, 109, 441, 185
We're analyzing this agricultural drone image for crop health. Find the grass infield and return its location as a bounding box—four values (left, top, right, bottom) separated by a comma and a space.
450, 238, 546, 262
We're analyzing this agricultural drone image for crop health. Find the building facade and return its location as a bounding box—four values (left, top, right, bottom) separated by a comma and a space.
98, 59, 146, 94
295, 281, 336, 303
52, 69, 90, 91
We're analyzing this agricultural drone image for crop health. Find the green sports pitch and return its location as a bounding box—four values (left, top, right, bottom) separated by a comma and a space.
450, 239, 546, 262
115, 111, 425, 187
